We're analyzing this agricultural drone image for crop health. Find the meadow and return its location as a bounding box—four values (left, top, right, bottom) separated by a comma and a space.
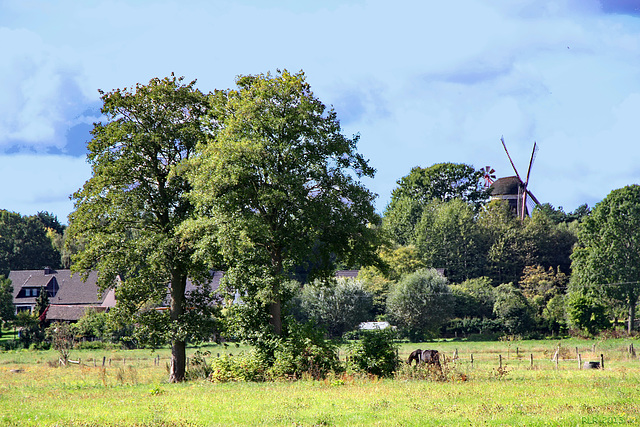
1, 338, 639, 426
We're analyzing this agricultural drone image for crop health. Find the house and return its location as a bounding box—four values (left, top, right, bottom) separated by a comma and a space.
9, 268, 116, 322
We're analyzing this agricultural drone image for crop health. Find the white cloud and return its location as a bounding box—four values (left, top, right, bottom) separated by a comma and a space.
1, 0, 640, 218
0, 154, 90, 222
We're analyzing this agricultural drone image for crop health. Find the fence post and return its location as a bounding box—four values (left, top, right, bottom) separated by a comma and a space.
499, 354, 503, 369
530, 354, 533, 369
578, 353, 582, 369
102, 356, 106, 367
600, 354, 605, 369
470, 353, 474, 369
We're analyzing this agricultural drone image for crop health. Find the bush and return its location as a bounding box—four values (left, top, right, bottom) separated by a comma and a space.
346, 328, 399, 378
208, 352, 266, 383
291, 277, 373, 338
266, 322, 342, 380
386, 268, 454, 340
445, 317, 502, 338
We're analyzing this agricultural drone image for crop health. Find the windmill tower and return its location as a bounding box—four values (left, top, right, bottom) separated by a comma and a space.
489, 137, 541, 220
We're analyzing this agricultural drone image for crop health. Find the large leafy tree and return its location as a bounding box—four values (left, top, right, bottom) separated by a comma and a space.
383, 163, 487, 245
67, 75, 212, 382
188, 70, 379, 336
413, 199, 485, 283
0, 210, 61, 276
570, 184, 640, 333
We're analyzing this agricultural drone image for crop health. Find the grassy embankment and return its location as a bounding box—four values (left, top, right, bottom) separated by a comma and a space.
1, 338, 639, 426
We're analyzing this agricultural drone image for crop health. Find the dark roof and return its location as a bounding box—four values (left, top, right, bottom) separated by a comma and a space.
335, 270, 360, 279
51, 270, 109, 305
9, 269, 57, 301
45, 305, 108, 322
490, 176, 522, 196
185, 271, 223, 294
10, 269, 112, 306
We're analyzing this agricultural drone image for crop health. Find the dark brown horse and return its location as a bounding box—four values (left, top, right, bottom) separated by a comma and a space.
421, 349, 440, 367
407, 349, 422, 365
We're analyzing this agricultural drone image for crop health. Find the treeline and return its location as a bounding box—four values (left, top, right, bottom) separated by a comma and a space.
0, 210, 69, 276
2, 71, 639, 384
287, 163, 588, 341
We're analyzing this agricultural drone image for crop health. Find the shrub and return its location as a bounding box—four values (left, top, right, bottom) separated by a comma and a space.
291, 277, 373, 338
266, 321, 342, 380
386, 268, 454, 340
346, 328, 399, 378
209, 352, 266, 383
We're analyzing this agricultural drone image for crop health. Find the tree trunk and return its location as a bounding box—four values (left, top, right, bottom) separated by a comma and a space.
270, 300, 282, 335
169, 271, 187, 382
628, 294, 637, 334
269, 250, 283, 336
170, 339, 186, 383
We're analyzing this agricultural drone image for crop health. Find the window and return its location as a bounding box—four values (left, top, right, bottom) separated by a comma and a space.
24, 289, 31, 297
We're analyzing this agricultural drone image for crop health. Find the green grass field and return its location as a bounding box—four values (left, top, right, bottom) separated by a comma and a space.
1, 338, 639, 426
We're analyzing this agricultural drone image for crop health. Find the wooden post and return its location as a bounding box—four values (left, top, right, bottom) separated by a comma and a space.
516, 347, 519, 358
499, 354, 503, 369
555, 354, 559, 370
600, 354, 605, 369
530, 353, 533, 369
578, 354, 582, 369
470, 353, 474, 368
102, 356, 106, 367
123, 357, 126, 366
453, 349, 458, 361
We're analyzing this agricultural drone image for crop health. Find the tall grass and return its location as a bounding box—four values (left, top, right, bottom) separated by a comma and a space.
1, 339, 639, 426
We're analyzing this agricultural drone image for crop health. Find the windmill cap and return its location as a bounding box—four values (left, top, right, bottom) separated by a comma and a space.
490, 176, 523, 196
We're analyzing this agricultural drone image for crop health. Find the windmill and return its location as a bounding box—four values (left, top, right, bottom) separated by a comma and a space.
499, 137, 541, 220
479, 166, 496, 187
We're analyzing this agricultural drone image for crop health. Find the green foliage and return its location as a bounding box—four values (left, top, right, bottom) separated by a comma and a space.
67, 74, 212, 381
188, 70, 379, 335
346, 328, 399, 378
445, 317, 502, 339
267, 321, 342, 380
414, 199, 485, 283
208, 352, 267, 383
519, 265, 568, 333
386, 268, 454, 340
570, 184, 640, 332
185, 350, 213, 380
357, 245, 425, 316
565, 290, 610, 335
493, 283, 534, 335
46, 321, 75, 364
0, 210, 61, 276
383, 163, 488, 246
291, 277, 373, 338
34, 286, 49, 322
14, 311, 43, 347
0, 276, 15, 327
450, 277, 495, 319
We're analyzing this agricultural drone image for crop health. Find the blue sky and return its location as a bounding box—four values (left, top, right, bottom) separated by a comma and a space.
1, 0, 640, 223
